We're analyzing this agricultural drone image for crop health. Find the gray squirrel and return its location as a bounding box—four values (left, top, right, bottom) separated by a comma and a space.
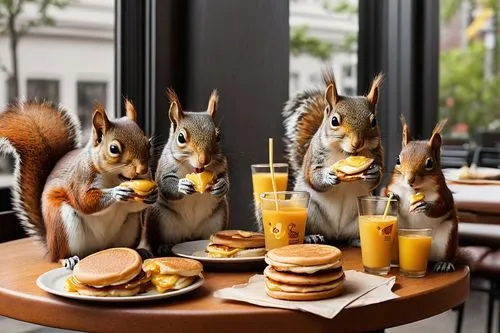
144, 89, 229, 255
281, 68, 384, 244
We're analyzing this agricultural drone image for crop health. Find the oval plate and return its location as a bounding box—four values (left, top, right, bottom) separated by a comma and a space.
171, 240, 265, 264
36, 267, 204, 303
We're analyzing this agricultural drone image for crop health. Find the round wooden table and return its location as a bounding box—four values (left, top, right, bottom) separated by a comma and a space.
0, 238, 469, 333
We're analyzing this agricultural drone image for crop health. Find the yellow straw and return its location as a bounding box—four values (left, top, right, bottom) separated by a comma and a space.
268, 138, 280, 211
383, 192, 394, 218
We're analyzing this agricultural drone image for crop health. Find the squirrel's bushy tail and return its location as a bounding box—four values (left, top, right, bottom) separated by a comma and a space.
0, 101, 81, 240
283, 69, 335, 175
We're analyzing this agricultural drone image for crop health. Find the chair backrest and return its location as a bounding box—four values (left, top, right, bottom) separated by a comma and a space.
472, 147, 500, 168
0, 210, 26, 243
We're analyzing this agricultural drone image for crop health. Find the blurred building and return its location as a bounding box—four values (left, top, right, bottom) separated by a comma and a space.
289, 0, 358, 96
0, 0, 114, 139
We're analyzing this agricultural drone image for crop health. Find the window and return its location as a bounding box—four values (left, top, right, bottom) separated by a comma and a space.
77, 81, 107, 141
343, 86, 355, 96
27, 79, 59, 102
290, 0, 358, 97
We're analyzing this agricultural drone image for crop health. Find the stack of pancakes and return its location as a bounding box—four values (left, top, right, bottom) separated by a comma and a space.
65, 248, 151, 296
142, 257, 203, 293
264, 244, 345, 301
206, 230, 266, 258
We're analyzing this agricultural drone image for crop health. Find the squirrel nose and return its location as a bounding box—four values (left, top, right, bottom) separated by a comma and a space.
136, 164, 148, 176
198, 152, 211, 167
405, 174, 416, 186
351, 137, 364, 151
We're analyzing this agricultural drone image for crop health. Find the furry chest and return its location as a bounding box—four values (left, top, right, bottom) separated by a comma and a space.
79, 204, 129, 244
172, 193, 219, 225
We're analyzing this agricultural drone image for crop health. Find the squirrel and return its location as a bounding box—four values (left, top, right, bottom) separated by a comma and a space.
281, 68, 384, 244
0, 100, 157, 262
144, 89, 229, 255
385, 117, 458, 273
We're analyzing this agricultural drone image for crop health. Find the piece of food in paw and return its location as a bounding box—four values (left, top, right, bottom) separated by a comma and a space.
263, 244, 345, 300
205, 230, 266, 258
409, 192, 425, 205
120, 179, 157, 199
142, 257, 203, 293
331, 156, 374, 182
186, 170, 216, 193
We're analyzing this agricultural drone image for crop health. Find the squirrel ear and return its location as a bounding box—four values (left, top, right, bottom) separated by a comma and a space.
400, 114, 411, 147
166, 88, 183, 126
207, 89, 218, 118
124, 99, 137, 122
324, 84, 339, 109
92, 105, 110, 146
429, 119, 448, 150
367, 73, 384, 110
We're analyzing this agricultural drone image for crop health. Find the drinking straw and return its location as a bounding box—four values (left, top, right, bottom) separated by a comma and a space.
269, 138, 280, 211
383, 192, 394, 218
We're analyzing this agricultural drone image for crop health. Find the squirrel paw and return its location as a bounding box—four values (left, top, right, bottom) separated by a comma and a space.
363, 164, 381, 182
142, 188, 159, 205
433, 261, 456, 273
409, 201, 428, 214
112, 186, 136, 201
386, 191, 400, 202
209, 178, 229, 197
178, 178, 196, 195
304, 234, 326, 244
157, 244, 174, 256
325, 169, 340, 187
136, 248, 155, 260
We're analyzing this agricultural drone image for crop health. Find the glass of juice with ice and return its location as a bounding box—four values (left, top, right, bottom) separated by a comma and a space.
251, 163, 289, 203
357, 196, 398, 275
398, 228, 433, 277
260, 191, 309, 250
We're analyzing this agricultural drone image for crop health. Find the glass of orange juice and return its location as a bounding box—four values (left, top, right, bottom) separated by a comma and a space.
260, 191, 309, 250
398, 228, 433, 277
251, 163, 289, 203
357, 196, 398, 275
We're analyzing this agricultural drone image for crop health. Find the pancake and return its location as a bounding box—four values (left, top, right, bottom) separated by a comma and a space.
331, 156, 374, 182
120, 179, 157, 196
206, 230, 265, 258
264, 266, 344, 285
266, 244, 342, 267
265, 283, 345, 301
65, 270, 150, 297
264, 275, 345, 293
265, 256, 342, 274
73, 248, 142, 288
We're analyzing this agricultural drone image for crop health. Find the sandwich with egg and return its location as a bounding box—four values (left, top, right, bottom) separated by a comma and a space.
64, 248, 151, 297
331, 156, 374, 182
120, 179, 157, 201
206, 230, 266, 258
142, 257, 203, 293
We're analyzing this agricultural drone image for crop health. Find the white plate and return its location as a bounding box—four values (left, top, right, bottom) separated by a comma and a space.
171, 240, 265, 264
36, 267, 204, 303
443, 167, 500, 185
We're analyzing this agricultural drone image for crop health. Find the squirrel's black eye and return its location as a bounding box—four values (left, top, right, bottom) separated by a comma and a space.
371, 117, 377, 128
331, 116, 340, 127
108, 141, 121, 157
425, 158, 433, 170
177, 131, 187, 146
396, 156, 401, 165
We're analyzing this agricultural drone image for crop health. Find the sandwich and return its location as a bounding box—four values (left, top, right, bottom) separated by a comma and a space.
206, 230, 266, 258
264, 244, 345, 301
409, 192, 425, 205
120, 179, 157, 200
186, 170, 216, 193
331, 156, 374, 182
65, 247, 151, 297
142, 257, 203, 293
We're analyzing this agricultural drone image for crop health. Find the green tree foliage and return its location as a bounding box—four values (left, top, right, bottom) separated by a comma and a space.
290, 0, 358, 60
440, 42, 500, 129
0, 0, 70, 99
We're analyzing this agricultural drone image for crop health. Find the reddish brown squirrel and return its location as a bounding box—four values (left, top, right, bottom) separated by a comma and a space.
0, 101, 157, 262
281, 68, 384, 244
385, 117, 458, 272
